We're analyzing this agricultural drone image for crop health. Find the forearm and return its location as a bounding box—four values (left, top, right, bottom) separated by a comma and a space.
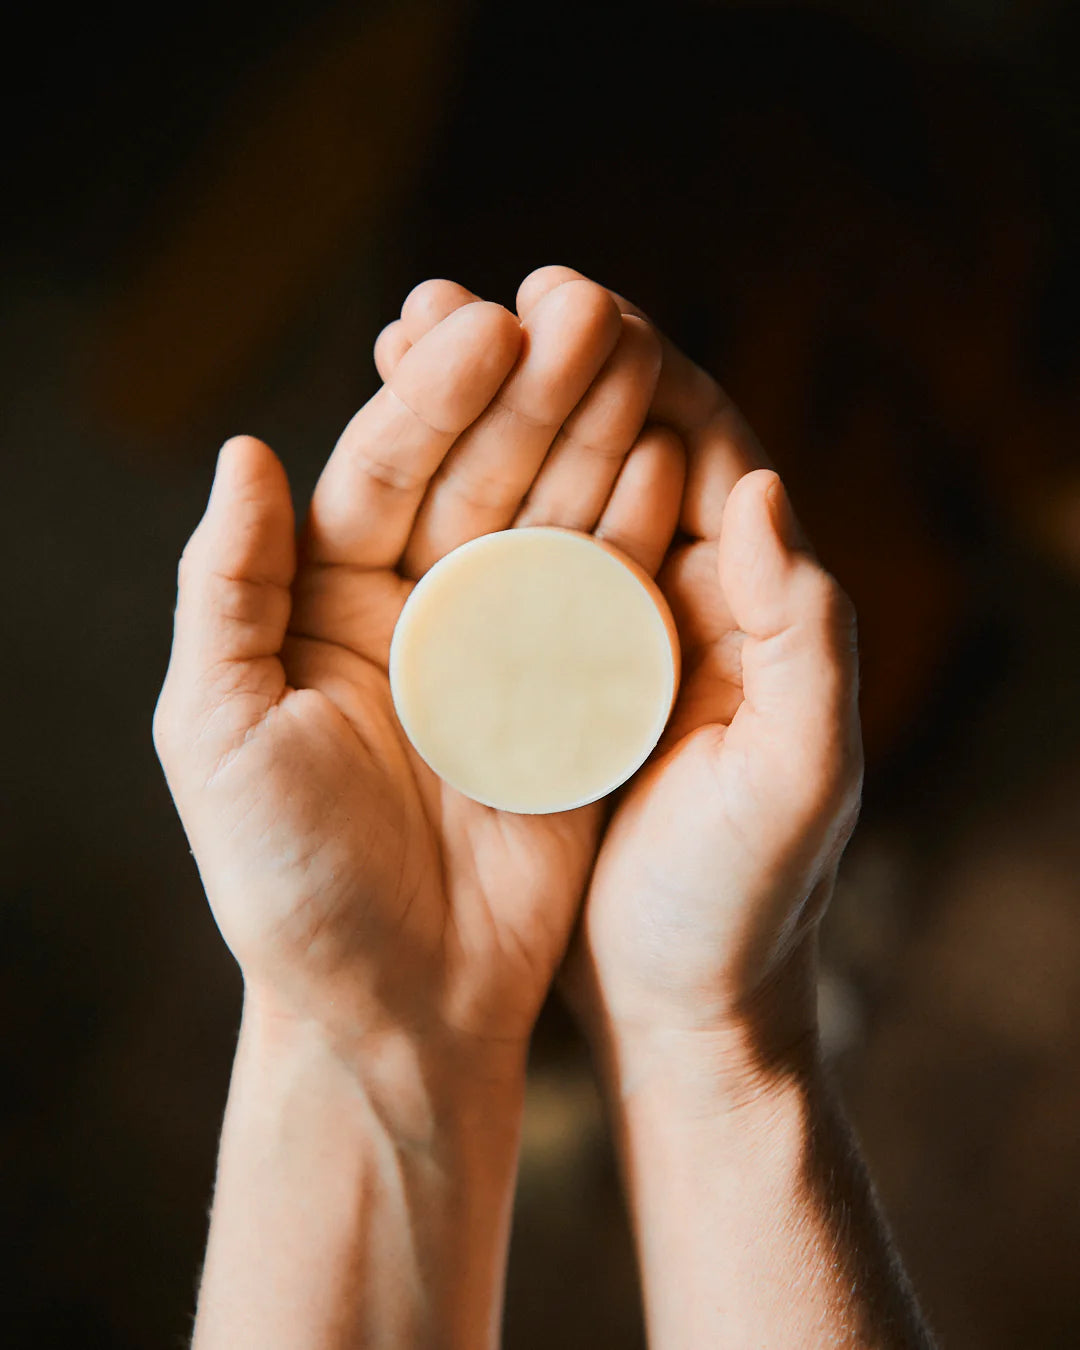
192, 994, 525, 1350
592, 992, 934, 1347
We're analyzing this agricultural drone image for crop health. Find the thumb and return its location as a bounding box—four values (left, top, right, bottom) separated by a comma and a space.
718, 469, 861, 828
156, 436, 295, 762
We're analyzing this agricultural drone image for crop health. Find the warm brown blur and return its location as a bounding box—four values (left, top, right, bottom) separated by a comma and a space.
4, 1, 1079, 1345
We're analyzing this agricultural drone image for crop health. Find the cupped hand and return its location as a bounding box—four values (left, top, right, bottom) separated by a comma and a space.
512, 267, 865, 1062
153, 279, 685, 1055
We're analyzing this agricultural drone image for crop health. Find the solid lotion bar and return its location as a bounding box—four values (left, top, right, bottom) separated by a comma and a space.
389, 527, 680, 814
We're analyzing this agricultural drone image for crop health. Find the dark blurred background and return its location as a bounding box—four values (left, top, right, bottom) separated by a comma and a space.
3, 0, 1079, 1344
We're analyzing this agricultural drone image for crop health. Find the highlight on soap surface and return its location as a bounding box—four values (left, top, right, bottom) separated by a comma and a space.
389, 527, 680, 814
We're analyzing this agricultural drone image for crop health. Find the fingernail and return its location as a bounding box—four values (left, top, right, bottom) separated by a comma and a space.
767, 475, 800, 550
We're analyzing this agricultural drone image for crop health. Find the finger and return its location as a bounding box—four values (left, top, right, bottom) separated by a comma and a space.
600, 287, 773, 540
374, 279, 481, 383
306, 300, 522, 569
155, 436, 294, 758
593, 424, 685, 577
516, 268, 704, 419
373, 319, 410, 384
665, 376, 773, 540
400, 277, 479, 341
402, 278, 623, 578
515, 263, 584, 317
514, 315, 661, 531
718, 469, 861, 814
517, 265, 770, 539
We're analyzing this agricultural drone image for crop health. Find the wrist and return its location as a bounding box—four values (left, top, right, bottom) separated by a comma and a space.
197, 988, 528, 1349
238, 982, 529, 1151
582, 935, 821, 1117
586, 957, 933, 1350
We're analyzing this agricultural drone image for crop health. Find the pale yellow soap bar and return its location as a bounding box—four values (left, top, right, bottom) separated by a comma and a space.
389, 527, 680, 814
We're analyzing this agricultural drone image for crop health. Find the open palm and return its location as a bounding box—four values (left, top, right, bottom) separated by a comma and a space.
507, 267, 863, 1045
154, 278, 684, 1046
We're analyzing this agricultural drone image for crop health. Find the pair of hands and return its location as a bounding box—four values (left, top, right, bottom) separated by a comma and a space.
154, 264, 862, 1106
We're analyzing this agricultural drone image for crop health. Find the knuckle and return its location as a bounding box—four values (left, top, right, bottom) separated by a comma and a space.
800, 567, 859, 651
206, 570, 280, 628
439, 460, 519, 512
176, 537, 202, 592
151, 692, 174, 761
198, 657, 252, 705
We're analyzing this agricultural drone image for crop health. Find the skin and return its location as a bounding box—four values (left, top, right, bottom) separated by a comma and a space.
156, 281, 681, 1053
378, 269, 863, 1043
156, 277, 683, 1347
156, 267, 934, 1347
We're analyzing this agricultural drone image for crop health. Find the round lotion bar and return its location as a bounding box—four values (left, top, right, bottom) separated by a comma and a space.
389, 527, 680, 814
